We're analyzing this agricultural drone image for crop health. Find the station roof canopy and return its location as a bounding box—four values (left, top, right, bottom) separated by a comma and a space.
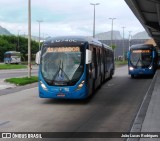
125, 0, 160, 48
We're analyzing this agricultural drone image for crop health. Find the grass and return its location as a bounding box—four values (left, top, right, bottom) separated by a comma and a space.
0, 64, 27, 69
5, 76, 38, 86
21, 61, 36, 65
115, 60, 128, 67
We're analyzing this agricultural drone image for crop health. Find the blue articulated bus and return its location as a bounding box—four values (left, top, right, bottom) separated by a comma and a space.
37, 36, 114, 99
128, 44, 158, 78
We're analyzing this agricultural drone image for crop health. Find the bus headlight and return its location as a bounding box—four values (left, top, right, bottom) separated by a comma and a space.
129, 67, 134, 71
76, 80, 85, 91
149, 66, 152, 69
40, 81, 48, 91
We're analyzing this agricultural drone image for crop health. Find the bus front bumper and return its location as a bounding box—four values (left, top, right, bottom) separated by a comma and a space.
129, 68, 155, 75
39, 85, 88, 99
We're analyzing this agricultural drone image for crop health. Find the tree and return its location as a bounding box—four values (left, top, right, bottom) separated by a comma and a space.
110, 44, 117, 60
110, 44, 116, 50
0, 37, 12, 61
0, 35, 39, 62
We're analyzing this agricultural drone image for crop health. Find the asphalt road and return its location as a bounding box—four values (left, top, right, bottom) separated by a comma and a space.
0, 65, 38, 79
0, 66, 152, 141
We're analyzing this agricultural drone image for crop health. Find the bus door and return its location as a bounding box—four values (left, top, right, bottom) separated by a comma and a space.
87, 45, 94, 95
102, 47, 106, 81
100, 47, 104, 78
97, 49, 101, 78
93, 47, 97, 80
4, 53, 11, 64
105, 50, 109, 77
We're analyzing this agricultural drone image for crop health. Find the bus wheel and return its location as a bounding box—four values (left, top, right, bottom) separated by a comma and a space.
131, 75, 134, 79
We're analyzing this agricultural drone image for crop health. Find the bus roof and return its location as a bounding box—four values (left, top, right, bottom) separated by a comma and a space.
103, 43, 113, 51
4, 51, 20, 54
130, 44, 154, 50
44, 36, 103, 47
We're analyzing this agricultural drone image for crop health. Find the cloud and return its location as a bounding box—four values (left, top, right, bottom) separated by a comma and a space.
0, 0, 145, 37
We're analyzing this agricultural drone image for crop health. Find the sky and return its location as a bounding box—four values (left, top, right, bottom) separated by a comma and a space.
0, 0, 145, 38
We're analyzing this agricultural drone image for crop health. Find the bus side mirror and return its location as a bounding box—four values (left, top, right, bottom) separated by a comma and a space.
35, 51, 41, 65
86, 49, 92, 64
127, 52, 129, 59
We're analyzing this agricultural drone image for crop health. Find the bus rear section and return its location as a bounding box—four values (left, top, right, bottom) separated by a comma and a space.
128, 44, 158, 78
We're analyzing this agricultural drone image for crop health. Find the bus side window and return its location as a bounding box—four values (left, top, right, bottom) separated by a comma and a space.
93, 47, 97, 78
92, 47, 96, 68
98, 49, 100, 66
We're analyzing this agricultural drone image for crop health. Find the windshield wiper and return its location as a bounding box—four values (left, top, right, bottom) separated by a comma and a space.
135, 58, 140, 67
52, 60, 70, 82
135, 57, 146, 67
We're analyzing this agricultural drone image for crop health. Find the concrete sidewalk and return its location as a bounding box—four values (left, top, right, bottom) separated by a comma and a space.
139, 69, 160, 140
128, 69, 160, 141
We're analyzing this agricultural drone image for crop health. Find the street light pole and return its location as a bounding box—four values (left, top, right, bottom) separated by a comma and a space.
37, 20, 43, 51
90, 3, 100, 38
109, 18, 116, 48
28, 0, 31, 78
122, 27, 126, 62
128, 31, 132, 50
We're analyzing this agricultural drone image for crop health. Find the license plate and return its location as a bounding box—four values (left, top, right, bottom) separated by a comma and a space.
139, 72, 143, 74
57, 93, 65, 97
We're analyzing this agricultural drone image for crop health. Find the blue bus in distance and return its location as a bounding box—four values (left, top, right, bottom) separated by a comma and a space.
37, 36, 114, 99
128, 44, 158, 78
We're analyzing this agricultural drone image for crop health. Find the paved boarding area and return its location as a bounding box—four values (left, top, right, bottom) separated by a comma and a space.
128, 69, 160, 141
139, 69, 160, 140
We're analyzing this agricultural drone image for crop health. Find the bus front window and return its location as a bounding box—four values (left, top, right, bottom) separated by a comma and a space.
41, 46, 84, 85
130, 50, 152, 68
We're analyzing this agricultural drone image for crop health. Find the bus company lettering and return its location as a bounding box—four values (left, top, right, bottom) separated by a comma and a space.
47, 47, 80, 52
132, 50, 150, 53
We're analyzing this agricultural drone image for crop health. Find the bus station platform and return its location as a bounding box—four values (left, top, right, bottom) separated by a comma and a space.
128, 69, 160, 141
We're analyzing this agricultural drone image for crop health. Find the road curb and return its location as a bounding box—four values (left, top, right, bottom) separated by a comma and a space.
127, 71, 158, 141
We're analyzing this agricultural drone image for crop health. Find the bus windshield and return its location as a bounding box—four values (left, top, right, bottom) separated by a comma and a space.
130, 49, 152, 68
41, 46, 84, 85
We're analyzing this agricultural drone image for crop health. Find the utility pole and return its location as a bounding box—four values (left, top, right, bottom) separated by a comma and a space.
28, 0, 31, 78
128, 31, 132, 50
122, 27, 126, 62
